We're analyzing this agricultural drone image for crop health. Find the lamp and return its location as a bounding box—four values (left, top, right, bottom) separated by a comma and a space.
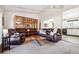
27, 29, 30, 36
3, 29, 8, 37
16, 22, 22, 24
27, 29, 30, 32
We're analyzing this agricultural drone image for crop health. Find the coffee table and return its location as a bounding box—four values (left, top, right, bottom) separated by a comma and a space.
25, 35, 47, 46
30, 35, 47, 46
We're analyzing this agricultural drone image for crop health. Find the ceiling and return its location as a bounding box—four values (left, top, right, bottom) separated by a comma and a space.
2, 5, 79, 14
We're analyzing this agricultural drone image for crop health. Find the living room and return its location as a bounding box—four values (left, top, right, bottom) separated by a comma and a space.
0, 5, 79, 54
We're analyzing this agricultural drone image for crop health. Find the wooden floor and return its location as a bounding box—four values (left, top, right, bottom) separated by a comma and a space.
24, 35, 47, 46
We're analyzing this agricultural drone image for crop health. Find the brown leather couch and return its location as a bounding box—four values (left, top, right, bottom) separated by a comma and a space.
37, 28, 62, 42
8, 29, 26, 45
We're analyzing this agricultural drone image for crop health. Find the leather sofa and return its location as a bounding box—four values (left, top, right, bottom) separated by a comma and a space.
8, 29, 26, 45
37, 28, 62, 42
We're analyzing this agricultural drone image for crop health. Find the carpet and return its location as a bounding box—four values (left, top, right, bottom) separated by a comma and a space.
3, 40, 79, 54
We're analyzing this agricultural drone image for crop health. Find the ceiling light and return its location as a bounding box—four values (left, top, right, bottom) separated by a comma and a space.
50, 5, 64, 9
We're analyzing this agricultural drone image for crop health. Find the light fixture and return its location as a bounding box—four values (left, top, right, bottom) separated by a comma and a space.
3, 29, 8, 37
50, 5, 64, 9
27, 29, 30, 31
16, 22, 22, 24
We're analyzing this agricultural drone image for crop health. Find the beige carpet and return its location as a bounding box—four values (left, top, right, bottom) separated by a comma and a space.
3, 40, 79, 54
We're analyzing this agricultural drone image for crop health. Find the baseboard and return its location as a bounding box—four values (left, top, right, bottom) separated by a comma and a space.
64, 34, 79, 37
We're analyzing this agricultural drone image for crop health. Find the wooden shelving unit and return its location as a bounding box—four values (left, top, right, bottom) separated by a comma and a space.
14, 16, 38, 36
14, 16, 38, 29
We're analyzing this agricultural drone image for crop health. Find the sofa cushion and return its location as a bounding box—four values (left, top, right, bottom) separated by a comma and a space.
14, 32, 19, 35
50, 32, 55, 35
10, 37, 20, 41
39, 30, 46, 34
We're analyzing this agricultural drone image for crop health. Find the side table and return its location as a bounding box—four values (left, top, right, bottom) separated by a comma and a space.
2, 35, 10, 52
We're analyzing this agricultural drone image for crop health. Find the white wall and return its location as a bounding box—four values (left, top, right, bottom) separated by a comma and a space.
4, 11, 40, 29
53, 13, 62, 28
0, 8, 2, 44
63, 7, 79, 36
40, 9, 62, 29
42, 18, 54, 28
63, 7, 79, 29
63, 7, 79, 19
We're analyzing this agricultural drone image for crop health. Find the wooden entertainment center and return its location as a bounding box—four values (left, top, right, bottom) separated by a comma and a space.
14, 16, 38, 36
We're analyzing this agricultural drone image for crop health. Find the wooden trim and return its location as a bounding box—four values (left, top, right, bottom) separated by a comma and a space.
64, 34, 79, 37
